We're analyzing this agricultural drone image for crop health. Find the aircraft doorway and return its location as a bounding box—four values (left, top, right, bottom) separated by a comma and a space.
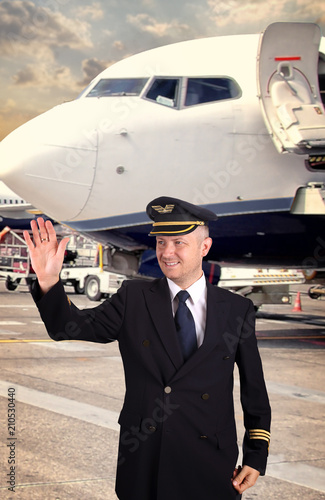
257, 22, 325, 155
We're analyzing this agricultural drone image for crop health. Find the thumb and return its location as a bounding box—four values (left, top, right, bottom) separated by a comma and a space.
57, 236, 70, 262
232, 469, 245, 487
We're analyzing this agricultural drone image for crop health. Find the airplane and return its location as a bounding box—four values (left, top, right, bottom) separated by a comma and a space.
0, 21, 324, 281
0, 181, 45, 230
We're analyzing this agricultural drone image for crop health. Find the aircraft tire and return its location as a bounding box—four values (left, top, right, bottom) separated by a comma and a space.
85, 275, 102, 301
308, 285, 324, 300
5, 277, 21, 291
74, 281, 85, 295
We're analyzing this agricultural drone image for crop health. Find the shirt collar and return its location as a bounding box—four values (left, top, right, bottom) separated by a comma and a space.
167, 273, 206, 305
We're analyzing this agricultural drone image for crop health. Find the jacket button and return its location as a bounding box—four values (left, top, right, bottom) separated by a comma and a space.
147, 425, 157, 433
200, 435, 208, 439
142, 339, 150, 347
201, 393, 210, 400
164, 386, 172, 394
223, 356, 230, 360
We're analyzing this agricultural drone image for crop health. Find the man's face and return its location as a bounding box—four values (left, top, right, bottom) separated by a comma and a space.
155, 229, 212, 288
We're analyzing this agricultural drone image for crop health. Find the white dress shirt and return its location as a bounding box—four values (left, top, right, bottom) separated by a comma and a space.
167, 273, 207, 348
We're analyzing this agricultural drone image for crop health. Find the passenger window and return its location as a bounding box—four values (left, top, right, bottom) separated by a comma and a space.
185, 78, 240, 106
146, 79, 179, 107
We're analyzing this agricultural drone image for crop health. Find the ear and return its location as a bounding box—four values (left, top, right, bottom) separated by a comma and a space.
201, 237, 213, 258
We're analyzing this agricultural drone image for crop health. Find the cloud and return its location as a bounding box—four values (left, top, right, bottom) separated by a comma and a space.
0, 99, 36, 140
11, 62, 77, 91
206, 0, 325, 30
0, 99, 17, 114
113, 40, 125, 51
77, 57, 112, 86
127, 13, 192, 39
0, 0, 93, 61
74, 2, 104, 21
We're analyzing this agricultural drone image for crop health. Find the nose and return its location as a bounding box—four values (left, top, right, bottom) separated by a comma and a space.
0, 101, 98, 221
161, 240, 176, 258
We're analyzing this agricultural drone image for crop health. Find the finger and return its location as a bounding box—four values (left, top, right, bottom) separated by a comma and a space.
232, 465, 241, 479
37, 217, 49, 241
30, 219, 42, 245
23, 230, 34, 250
45, 220, 57, 243
232, 471, 246, 492
232, 468, 259, 493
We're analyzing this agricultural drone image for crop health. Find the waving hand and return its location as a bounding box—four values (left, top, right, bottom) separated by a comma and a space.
24, 218, 70, 294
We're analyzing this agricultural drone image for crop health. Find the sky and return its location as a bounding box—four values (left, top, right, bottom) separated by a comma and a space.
1, 0, 325, 141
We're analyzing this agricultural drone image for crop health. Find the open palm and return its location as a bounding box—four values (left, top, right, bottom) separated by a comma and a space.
24, 218, 70, 292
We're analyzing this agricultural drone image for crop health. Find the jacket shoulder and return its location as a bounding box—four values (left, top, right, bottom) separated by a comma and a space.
121, 277, 164, 292
208, 281, 253, 308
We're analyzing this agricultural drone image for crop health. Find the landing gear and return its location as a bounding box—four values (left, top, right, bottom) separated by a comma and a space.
308, 285, 325, 300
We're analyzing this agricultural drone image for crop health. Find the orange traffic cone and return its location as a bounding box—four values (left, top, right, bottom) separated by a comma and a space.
292, 291, 302, 312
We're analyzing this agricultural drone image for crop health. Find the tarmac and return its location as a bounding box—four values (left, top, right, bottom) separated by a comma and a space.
0, 280, 324, 500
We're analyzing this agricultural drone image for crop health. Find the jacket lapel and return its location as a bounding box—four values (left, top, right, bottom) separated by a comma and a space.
143, 278, 184, 372
172, 280, 231, 381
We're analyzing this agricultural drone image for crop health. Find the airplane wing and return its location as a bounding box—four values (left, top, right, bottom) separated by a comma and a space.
0, 203, 42, 220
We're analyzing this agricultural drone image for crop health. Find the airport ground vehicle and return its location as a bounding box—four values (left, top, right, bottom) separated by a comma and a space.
216, 266, 306, 307
0, 226, 35, 290
58, 234, 127, 300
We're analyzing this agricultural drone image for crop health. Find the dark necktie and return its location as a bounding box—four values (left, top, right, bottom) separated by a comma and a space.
174, 290, 197, 361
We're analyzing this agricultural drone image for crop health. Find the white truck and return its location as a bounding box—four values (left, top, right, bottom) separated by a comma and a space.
60, 262, 126, 301
215, 265, 306, 308
60, 237, 127, 301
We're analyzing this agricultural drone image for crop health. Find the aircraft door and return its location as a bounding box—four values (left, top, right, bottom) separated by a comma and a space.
257, 22, 325, 154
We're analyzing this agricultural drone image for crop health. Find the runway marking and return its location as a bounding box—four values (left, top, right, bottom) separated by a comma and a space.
0, 476, 116, 492
30, 341, 105, 352
257, 335, 325, 340
267, 381, 325, 405
0, 321, 25, 325
267, 455, 325, 493
0, 305, 34, 308
235, 380, 325, 405
0, 331, 24, 336
0, 380, 120, 431
0, 339, 53, 343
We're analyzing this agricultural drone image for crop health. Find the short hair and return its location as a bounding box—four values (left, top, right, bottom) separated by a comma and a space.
195, 224, 210, 242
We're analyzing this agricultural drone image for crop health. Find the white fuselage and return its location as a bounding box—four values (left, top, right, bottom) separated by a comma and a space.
0, 32, 324, 231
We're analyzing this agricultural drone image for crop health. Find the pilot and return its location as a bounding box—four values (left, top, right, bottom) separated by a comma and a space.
24, 196, 271, 500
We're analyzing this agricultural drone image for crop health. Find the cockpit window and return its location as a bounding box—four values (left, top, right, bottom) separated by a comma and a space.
145, 78, 180, 107
185, 78, 240, 106
86, 78, 148, 97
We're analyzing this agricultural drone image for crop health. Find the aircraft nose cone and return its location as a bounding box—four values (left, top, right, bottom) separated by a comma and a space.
0, 102, 98, 221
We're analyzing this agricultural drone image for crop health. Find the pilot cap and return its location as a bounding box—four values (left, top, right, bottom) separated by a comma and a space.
146, 196, 217, 236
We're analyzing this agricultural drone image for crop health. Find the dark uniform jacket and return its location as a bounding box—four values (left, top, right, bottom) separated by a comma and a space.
32, 277, 271, 500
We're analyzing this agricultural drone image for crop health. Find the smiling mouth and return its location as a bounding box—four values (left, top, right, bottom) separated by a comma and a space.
163, 261, 179, 267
